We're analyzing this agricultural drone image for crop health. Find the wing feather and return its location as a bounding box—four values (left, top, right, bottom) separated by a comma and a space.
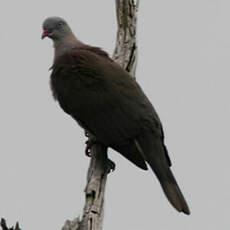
51, 48, 171, 168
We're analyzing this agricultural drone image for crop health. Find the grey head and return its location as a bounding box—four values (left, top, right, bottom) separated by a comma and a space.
42, 17, 84, 60
42, 17, 73, 40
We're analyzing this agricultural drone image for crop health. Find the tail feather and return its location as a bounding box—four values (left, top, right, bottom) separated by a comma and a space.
136, 134, 190, 215
160, 168, 190, 215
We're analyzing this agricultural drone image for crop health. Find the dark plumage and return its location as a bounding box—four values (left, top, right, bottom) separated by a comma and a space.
42, 17, 190, 215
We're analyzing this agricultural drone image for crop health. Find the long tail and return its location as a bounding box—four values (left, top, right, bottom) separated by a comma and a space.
136, 134, 190, 215
157, 166, 190, 215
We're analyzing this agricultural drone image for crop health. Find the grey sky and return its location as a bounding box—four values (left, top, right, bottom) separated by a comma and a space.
0, 0, 229, 229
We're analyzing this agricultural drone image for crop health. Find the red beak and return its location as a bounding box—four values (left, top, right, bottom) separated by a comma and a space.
41, 29, 51, 39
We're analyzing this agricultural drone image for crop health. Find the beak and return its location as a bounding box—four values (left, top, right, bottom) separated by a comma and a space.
41, 29, 51, 39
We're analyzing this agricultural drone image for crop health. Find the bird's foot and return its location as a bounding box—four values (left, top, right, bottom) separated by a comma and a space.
85, 130, 97, 157
85, 139, 95, 157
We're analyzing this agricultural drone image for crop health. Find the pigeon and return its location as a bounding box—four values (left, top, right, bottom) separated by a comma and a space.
42, 16, 190, 215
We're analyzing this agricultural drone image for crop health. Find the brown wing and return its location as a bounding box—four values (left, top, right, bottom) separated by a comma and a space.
51, 48, 171, 168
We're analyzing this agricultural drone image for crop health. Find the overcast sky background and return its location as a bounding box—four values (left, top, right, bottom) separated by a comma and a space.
0, 0, 229, 229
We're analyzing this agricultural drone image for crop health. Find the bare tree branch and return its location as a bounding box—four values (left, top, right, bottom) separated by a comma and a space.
113, 0, 139, 77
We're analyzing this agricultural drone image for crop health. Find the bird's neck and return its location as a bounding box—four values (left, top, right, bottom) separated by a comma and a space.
53, 34, 84, 61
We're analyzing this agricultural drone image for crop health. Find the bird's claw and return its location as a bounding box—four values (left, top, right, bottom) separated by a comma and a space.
85, 135, 115, 173
85, 139, 94, 157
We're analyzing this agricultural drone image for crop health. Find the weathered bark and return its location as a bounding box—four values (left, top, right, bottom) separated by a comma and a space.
61, 1, 140, 230
113, 0, 139, 77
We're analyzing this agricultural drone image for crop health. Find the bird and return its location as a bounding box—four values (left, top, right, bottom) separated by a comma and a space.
42, 16, 190, 215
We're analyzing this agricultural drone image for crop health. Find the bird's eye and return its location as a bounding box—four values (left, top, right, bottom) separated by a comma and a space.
58, 22, 63, 27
